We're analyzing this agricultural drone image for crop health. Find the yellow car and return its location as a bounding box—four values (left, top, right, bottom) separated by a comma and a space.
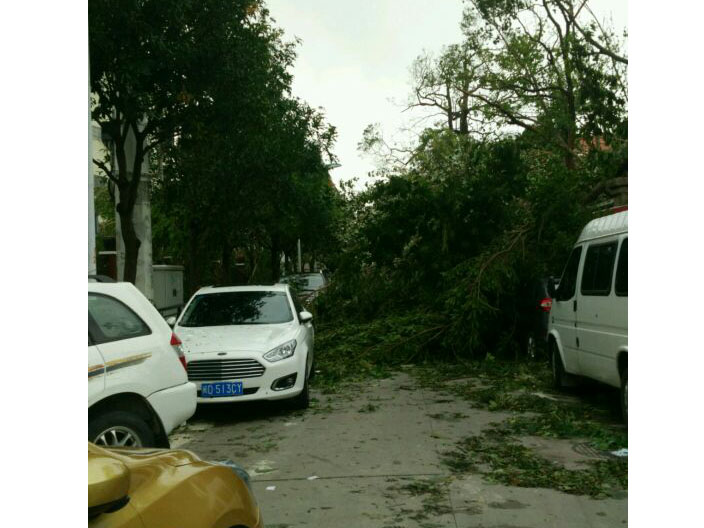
88, 443, 263, 528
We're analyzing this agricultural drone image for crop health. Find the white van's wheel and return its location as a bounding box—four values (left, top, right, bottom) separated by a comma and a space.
620, 367, 628, 424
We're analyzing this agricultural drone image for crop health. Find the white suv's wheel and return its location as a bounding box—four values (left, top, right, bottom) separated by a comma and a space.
89, 411, 154, 447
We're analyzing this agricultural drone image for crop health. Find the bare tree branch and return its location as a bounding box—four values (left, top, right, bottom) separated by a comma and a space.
555, 0, 628, 64
93, 158, 119, 185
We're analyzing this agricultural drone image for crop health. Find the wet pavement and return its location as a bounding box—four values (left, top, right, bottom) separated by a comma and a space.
170, 372, 627, 527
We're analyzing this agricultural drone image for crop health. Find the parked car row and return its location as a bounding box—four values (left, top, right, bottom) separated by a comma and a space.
87, 209, 627, 524
88, 279, 316, 448
88, 278, 317, 525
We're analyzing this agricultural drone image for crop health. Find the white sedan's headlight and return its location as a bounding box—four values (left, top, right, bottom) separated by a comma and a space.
263, 339, 297, 362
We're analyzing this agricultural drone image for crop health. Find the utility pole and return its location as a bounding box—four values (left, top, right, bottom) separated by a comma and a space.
297, 238, 302, 273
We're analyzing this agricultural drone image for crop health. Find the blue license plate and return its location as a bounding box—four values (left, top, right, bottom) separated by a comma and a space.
201, 382, 243, 398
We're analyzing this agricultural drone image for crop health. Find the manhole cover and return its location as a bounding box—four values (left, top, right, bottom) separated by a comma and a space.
572, 442, 611, 460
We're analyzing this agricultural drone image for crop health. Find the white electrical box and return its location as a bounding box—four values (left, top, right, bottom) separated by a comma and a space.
152, 265, 184, 317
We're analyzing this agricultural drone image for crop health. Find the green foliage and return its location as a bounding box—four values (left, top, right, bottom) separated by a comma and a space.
91, 0, 342, 289
320, 0, 627, 360
93, 181, 115, 238
311, 312, 447, 393
319, 132, 594, 358
410, 358, 627, 497
445, 431, 627, 498
414, 359, 627, 451
91, 1, 275, 281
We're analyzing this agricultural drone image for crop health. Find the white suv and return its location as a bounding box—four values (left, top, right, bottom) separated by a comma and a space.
88, 280, 197, 447
171, 285, 315, 408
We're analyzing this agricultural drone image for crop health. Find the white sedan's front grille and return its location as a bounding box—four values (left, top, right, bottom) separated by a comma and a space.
187, 358, 265, 381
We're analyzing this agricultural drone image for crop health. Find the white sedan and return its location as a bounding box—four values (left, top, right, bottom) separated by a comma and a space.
171, 285, 314, 408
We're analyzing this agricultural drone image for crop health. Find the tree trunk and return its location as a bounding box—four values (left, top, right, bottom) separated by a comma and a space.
247, 249, 259, 284
116, 194, 141, 284
186, 221, 202, 296
114, 121, 147, 286
246, 245, 257, 284
459, 67, 469, 134
445, 83, 454, 131
441, 221, 449, 254
221, 243, 232, 285
459, 95, 469, 135
564, 145, 576, 171
270, 234, 281, 282
560, 22, 578, 172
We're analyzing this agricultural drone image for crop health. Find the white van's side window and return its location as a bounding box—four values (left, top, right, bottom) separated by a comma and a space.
556, 246, 582, 301
580, 242, 617, 296
615, 238, 628, 297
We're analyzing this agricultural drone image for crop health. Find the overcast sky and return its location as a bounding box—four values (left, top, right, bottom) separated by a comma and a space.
266, 0, 628, 189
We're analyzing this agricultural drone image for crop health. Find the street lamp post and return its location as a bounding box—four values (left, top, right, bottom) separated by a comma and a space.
297, 238, 302, 273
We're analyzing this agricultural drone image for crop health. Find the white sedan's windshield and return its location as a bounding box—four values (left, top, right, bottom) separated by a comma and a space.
180, 291, 293, 326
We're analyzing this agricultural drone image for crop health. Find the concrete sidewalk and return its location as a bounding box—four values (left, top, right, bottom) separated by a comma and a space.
171, 372, 627, 527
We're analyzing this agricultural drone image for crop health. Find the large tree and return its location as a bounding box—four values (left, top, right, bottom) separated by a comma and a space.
406, 0, 627, 171
326, 0, 628, 358
89, 0, 266, 283
151, 22, 338, 289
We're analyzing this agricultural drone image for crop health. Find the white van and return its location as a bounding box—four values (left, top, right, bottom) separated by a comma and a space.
89, 280, 197, 447
547, 210, 628, 420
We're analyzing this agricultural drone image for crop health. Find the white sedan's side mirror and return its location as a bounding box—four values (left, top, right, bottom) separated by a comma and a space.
299, 311, 313, 324
166, 316, 177, 328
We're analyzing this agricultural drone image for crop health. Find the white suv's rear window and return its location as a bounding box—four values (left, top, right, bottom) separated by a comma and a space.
89, 293, 151, 342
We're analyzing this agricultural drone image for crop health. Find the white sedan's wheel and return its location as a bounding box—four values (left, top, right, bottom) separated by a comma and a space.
289, 372, 310, 410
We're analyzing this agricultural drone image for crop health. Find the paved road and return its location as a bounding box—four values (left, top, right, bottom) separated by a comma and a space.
170, 372, 627, 528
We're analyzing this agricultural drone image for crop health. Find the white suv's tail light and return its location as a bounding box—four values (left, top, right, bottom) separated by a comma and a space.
170, 332, 187, 371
